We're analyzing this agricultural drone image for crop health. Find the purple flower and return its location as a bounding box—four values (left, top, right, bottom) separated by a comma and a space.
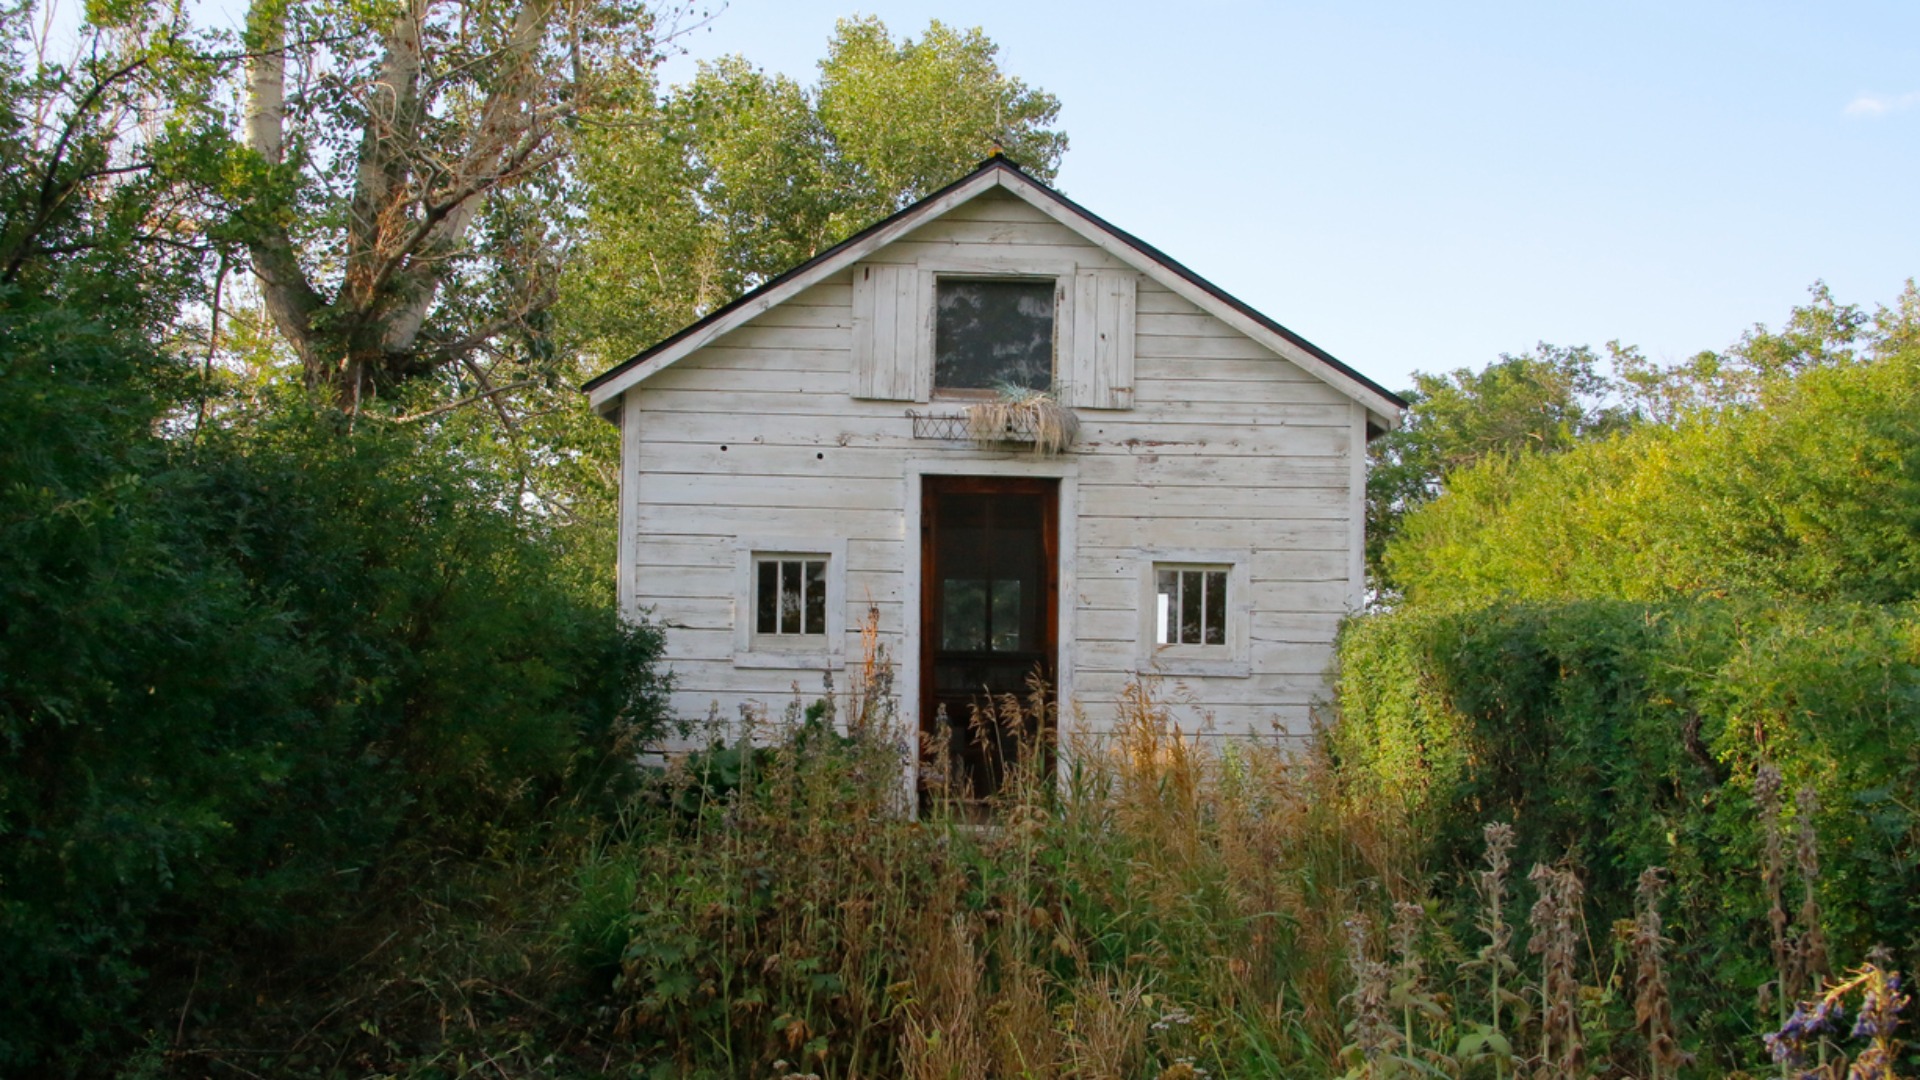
1763, 1029, 1798, 1065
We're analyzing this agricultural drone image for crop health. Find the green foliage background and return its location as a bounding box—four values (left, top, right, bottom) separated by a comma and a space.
1338, 282, 1920, 1062
1388, 311, 1920, 606
0, 290, 670, 1070
1332, 599, 1920, 1056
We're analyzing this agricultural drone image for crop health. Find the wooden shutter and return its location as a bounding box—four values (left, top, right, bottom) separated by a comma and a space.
850, 264, 928, 402
1068, 270, 1136, 409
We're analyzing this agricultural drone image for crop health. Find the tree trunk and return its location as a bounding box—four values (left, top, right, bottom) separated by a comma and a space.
243, 0, 329, 389
240, 0, 564, 410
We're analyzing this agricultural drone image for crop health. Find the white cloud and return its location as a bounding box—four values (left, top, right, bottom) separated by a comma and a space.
1845, 90, 1920, 116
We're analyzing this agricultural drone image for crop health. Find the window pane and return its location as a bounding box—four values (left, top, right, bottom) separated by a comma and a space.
756, 559, 779, 634
935, 280, 1054, 391
1155, 568, 1178, 645
1203, 570, 1227, 646
1179, 569, 1203, 645
990, 579, 1022, 652
804, 560, 827, 635
943, 578, 987, 650
780, 560, 803, 634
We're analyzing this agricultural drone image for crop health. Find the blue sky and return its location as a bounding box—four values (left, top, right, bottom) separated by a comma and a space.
658, 1, 1920, 392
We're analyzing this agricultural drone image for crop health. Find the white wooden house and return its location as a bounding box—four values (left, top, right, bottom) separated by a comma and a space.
584, 155, 1405, 797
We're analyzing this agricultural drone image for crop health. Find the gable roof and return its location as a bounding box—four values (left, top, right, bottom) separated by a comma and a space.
583, 155, 1408, 428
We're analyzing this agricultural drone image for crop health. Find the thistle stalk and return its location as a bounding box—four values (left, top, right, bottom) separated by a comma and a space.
1477, 822, 1517, 1080
1794, 786, 1830, 995
1528, 863, 1586, 1077
1341, 914, 1394, 1074
1757, 762, 1792, 1049
1632, 868, 1690, 1080
1390, 900, 1424, 1063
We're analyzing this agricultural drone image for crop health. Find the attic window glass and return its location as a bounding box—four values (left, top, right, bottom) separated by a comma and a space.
935, 279, 1054, 392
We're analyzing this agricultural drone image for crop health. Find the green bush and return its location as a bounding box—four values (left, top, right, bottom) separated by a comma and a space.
0, 292, 670, 1073
1332, 598, 1920, 1059
1389, 341, 1920, 606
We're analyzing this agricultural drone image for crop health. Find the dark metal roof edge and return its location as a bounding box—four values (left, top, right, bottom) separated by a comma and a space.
1000, 168, 1408, 411
584, 153, 1409, 413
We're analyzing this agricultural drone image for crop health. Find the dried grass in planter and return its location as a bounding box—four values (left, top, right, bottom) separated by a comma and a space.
963, 387, 1080, 456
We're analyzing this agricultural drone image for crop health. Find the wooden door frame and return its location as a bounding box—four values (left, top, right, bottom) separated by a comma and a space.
900, 458, 1078, 812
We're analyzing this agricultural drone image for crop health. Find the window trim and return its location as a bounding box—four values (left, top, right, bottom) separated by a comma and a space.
1136, 548, 1252, 678
733, 537, 848, 669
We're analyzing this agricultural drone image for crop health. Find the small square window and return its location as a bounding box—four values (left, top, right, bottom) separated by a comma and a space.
935, 279, 1055, 392
1138, 552, 1250, 678
1156, 566, 1228, 647
755, 557, 827, 637
734, 539, 845, 669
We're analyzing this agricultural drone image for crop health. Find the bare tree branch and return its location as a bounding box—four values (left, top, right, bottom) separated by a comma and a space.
1, 51, 154, 282
374, 0, 557, 357
387, 378, 538, 423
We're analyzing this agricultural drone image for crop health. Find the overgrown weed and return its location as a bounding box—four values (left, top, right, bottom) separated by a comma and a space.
145, 641, 1915, 1078
577, 667, 1401, 1078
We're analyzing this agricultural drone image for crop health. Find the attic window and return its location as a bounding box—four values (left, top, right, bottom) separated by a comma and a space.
935, 279, 1055, 393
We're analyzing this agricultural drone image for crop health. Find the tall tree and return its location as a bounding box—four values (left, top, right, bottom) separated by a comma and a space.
817, 17, 1066, 219
232, 0, 697, 408
1612, 280, 1873, 423
0, 3, 223, 327
1383, 287, 1920, 607
560, 16, 1067, 370
1365, 344, 1633, 592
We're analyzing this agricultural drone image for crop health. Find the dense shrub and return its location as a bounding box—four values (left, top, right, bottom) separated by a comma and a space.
1332, 598, 1920, 1057
1389, 338, 1920, 606
0, 293, 670, 1072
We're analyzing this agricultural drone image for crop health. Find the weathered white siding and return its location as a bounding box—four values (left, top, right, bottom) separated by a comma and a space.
621, 190, 1364, 745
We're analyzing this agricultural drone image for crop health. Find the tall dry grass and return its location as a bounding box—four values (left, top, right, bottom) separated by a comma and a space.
582, 662, 1422, 1078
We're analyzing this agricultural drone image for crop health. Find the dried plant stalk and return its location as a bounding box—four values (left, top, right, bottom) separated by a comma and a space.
1475, 822, 1519, 1080
1633, 868, 1691, 1079
1758, 762, 1795, 1018
1794, 785, 1830, 994
1528, 863, 1586, 1077
1341, 913, 1395, 1069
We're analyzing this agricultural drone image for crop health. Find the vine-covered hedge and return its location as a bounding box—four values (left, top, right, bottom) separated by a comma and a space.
1332, 598, 1920, 1044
